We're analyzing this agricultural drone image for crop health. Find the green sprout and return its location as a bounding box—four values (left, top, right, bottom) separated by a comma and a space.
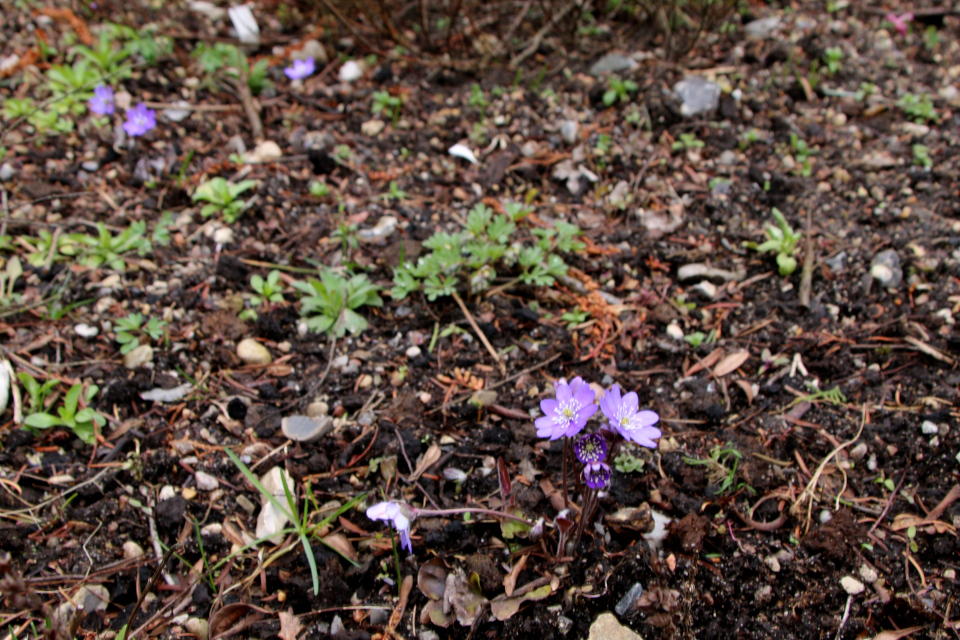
603, 76, 638, 106
115, 312, 167, 354
912, 144, 932, 169
672, 133, 705, 152
743, 207, 802, 276
684, 444, 745, 495
293, 269, 383, 337
192, 177, 258, 224
371, 91, 403, 126
561, 307, 590, 329
23, 383, 105, 445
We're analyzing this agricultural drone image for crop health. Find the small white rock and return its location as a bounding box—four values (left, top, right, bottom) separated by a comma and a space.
560, 120, 579, 145
820, 509, 833, 524
693, 281, 718, 300
338, 60, 363, 83
764, 555, 781, 573
122, 540, 145, 560
184, 618, 209, 640
361, 119, 385, 137
123, 344, 154, 369
859, 564, 879, 584
237, 338, 272, 365
922, 420, 939, 435
406, 346, 422, 358
75, 323, 99, 338
213, 227, 234, 244
195, 471, 219, 491
449, 143, 479, 165
840, 576, 865, 595
243, 141, 281, 163
666, 323, 684, 341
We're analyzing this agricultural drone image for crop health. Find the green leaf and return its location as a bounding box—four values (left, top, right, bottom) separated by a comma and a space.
24, 413, 64, 429
63, 384, 82, 418
776, 253, 797, 276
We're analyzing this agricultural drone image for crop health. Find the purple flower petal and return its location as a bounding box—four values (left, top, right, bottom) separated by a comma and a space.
574, 433, 607, 465
584, 462, 611, 489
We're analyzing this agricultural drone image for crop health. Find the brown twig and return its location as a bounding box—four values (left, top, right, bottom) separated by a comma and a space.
799, 209, 814, 308
509, 0, 577, 68
451, 291, 504, 375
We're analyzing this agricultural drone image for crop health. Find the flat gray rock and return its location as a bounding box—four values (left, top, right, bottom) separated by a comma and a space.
673, 76, 721, 117
282, 415, 334, 443
588, 613, 643, 640
590, 53, 637, 76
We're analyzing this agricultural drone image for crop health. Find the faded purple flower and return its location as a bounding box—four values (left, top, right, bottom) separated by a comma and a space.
123, 103, 156, 137
886, 12, 913, 36
89, 85, 114, 116
600, 384, 661, 448
284, 57, 315, 80
366, 501, 416, 553
575, 433, 611, 489
535, 376, 598, 440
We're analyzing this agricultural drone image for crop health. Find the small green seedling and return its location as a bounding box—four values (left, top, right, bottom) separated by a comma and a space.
115, 312, 166, 354
23, 383, 105, 445
898, 93, 939, 124
309, 181, 329, 197
603, 76, 638, 106
822, 46, 843, 75
192, 177, 258, 223
241, 270, 284, 320
293, 269, 383, 337
468, 84, 490, 117
371, 91, 403, 126
913, 144, 932, 169
382, 181, 408, 202
17, 372, 59, 414
684, 444, 745, 495
672, 133, 705, 152
789, 134, 816, 177
561, 307, 590, 329
743, 207, 802, 276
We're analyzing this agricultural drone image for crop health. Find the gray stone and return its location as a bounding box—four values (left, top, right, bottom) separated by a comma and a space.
677, 263, 744, 283
361, 119, 385, 137
870, 249, 902, 288
824, 250, 847, 273
339, 60, 363, 83
560, 120, 579, 145
306, 401, 329, 418
123, 540, 144, 559
81, 160, 99, 172
123, 344, 154, 369
614, 583, 644, 616
184, 618, 209, 640
195, 471, 219, 491
590, 53, 638, 76
717, 150, 738, 166
673, 76, 722, 117
922, 420, 939, 435
841, 576, 865, 595
282, 415, 334, 443
0, 163, 17, 182
588, 612, 643, 640
237, 338, 272, 365
744, 16, 782, 39
295, 39, 328, 64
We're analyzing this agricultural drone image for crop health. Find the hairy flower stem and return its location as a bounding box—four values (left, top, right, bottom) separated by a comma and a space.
418, 507, 533, 526
562, 438, 570, 509
570, 488, 599, 550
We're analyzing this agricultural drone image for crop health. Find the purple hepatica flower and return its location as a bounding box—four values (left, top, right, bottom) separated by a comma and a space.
88, 85, 114, 116
600, 384, 661, 448
285, 57, 315, 80
575, 433, 611, 489
123, 103, 156, 137
535, 376, 598, 440
366, 501, 416, 553
886, 12, 913, 36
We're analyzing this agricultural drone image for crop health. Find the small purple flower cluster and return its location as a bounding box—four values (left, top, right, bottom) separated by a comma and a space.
537, 377, 660, 490
88, 85, 157, 138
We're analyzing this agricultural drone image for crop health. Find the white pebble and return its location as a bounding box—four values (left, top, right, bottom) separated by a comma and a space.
406, 346, 422, 358
922, 420, 939, 435
666, 323, 684, 341
74, 323, 99, 338
194, 471, 219, 491
841, 576, 864, 595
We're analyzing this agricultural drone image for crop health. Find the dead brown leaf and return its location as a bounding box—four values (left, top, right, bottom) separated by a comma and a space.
872, 627, 923, 640
410, 442, 442, 481
502, 554, 528, 597
713, 351, 750, 377
321, 532, 359, 563
278, 608, 303, 640
684, 348, 723, 377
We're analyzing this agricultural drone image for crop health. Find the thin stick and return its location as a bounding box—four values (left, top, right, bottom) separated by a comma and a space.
799, 209, 815, 308
451, 291, 503, 372
510, 0, 577, 68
